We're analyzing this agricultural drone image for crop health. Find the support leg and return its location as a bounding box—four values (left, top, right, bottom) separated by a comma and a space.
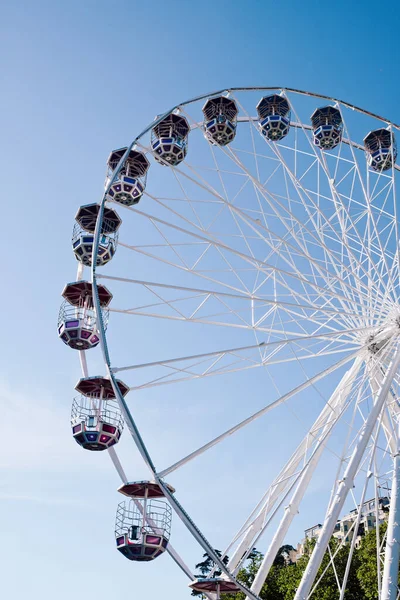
382, 420, 400, 600
294, 344, 400, 600
249, 358, 361, 596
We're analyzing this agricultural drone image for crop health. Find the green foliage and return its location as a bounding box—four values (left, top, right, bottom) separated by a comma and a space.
223, 548, 284, 600
274, 545, 296, 567
192, 523, 394, 600
191, 550, 229, 597
282, 538, 363, 600
356, 522, 387, 600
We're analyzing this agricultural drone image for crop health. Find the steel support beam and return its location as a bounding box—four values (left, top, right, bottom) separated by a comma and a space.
382, 419, 400, 600
249, 357, 361, 596
294, 343, 400, 600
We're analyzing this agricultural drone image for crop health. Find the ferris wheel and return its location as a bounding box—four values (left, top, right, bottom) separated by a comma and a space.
59, 87, 400, 600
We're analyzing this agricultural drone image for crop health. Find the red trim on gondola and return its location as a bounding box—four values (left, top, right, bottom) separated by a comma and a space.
118, 481, 175, 498
75, 376, 129, 399
62, 281, 113, 307
190, 579, 240, 593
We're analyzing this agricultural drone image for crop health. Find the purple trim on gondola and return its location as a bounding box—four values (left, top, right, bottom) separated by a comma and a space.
65, 320, 79, 328
102, 423, 116, 434
146, 535, 161, 545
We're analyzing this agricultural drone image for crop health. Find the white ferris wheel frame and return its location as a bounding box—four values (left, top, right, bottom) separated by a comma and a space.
72, 87, 400, 600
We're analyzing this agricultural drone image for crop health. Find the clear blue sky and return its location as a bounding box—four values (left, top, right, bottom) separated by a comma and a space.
1, 1, 400, 599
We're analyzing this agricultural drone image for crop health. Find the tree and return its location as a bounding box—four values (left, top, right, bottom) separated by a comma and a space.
357, 522, 387, 600
223, 548, 284, 600
274, 545, 296, 567
222, 538, 363, 600
191, 550, 229, 597
191, 524, 395, 600
276, 537, 364, 600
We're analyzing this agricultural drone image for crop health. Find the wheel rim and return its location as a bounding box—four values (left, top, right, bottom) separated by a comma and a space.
63, 88, 400, 599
